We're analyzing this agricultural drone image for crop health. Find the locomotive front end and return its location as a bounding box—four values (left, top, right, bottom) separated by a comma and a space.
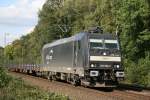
85, 32, 124, 87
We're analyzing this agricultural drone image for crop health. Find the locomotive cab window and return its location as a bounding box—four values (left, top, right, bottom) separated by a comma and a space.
104, 40, 118, 49
90, 39, 103, 49
90, 42, 103, 49
105, 43, 118, 49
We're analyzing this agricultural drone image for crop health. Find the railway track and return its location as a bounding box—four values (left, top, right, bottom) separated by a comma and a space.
9, 72, 150, 100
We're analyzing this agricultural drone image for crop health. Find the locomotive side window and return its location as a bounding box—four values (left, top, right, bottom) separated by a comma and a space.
78, 41, 81, 50
74, 41, 78, 67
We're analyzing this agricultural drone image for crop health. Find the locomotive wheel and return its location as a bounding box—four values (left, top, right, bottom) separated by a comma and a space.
52, 75, 57, 81
71, 78, 77, 86
71, 75, 80, 86
46, 76, 52, 81
46, 72, 52, 81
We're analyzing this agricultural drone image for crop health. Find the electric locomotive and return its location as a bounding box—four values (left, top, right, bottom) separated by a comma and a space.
42, 27, 124, 87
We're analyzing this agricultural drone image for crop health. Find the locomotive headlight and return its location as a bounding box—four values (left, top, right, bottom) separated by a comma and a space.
103, 52, 106, 55
91, 64, 97, 68
91, 64, 95, 67
116, 65, 120, 68
114, 65, 120, 68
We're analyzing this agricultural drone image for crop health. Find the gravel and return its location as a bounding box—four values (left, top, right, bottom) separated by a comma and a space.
9, 72, 150, 100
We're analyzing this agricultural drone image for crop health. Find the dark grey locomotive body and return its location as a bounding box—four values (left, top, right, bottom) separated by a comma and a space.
42, 33, 88, 76
42, 30, 124, 87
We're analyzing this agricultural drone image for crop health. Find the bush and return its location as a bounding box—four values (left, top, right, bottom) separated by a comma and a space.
0, 67, 11, 88
125, 56, 150, 87
137, 56, 150, 87
0, 77, 69, 100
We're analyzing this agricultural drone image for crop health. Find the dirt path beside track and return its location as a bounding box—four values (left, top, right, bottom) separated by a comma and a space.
9, 72, 150, 100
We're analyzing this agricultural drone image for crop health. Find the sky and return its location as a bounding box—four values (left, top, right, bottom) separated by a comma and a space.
0, 0, 46, 47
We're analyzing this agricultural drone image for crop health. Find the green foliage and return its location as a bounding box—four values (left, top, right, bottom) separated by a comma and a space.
0, 47, 4, 66
0, 67, 11, 88
126, 55, 150, 87
117, 0, 150, 61
116, 0, 150, 87
0, 77, 69, 100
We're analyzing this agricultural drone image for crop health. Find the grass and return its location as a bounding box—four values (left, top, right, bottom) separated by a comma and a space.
0, 77, 69, 100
